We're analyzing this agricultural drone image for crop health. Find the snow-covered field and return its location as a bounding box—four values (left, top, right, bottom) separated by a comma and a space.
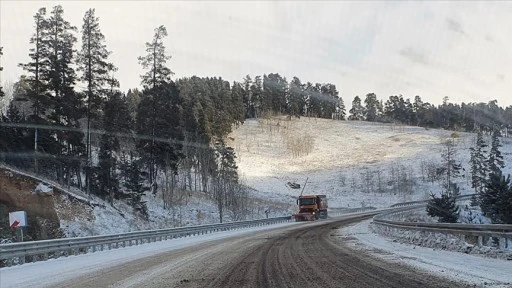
231, 118, 512, 209
340, 219, 512, 287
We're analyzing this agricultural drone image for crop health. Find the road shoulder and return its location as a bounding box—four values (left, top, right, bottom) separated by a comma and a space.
337, 219, 512, 288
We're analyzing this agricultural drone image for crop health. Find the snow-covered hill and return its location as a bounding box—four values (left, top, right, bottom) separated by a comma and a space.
230, 117, 512, 209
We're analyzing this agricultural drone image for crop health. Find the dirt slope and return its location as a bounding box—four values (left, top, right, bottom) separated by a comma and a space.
0, 168, 92, 242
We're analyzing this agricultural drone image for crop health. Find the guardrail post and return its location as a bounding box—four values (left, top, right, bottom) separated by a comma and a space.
499, 237, 506, 250
477, 236, 483, 247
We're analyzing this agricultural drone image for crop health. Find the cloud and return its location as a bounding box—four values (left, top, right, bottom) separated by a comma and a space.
445, 18, 465, 34
398, 47, 429, 65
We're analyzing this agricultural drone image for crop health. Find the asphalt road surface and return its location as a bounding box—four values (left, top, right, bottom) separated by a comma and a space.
54, 215, 467, 288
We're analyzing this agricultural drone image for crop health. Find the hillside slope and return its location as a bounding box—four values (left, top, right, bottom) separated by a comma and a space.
0, 167, 292, 241
229, 117, 512, 208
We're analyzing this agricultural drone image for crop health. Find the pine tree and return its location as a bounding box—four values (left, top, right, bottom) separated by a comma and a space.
469, 131, 488, 195
348, 96, 365, 120
251, 76, 263, 118
18, 8, 50, 173
288, 77, 304, 117
137, 25, 178, 183
242, 75, 253, 118
488, 129, 505, 177
385, 95, 410, 124
231, 81, 245, 125
413, 95, 424, 126
336, 97, 346, 120
262, 73, 287, 115
45, 5, 84, 184
136, 82, 183, 183
426, 190, 459, 223
77, 8, 117, 194
320, 83, 339, 119
138, 25, 173, 89
125, 88, 142, 123
0, 104, 32, 167
209, 78, 233, 139
93, 91, 131, 202
481, 172, 512, 224
18, 8, 49, 110
123, 156, 149, 219
213, 139, 239, 223
364, 93, 380, 122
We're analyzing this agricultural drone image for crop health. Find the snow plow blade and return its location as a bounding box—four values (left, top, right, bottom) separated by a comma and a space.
292, 213, 316, 221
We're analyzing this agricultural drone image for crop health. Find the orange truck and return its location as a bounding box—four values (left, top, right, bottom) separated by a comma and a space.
293, 194, 328, 221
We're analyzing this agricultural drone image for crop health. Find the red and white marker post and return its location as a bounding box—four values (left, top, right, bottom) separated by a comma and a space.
9, 211, 27, 242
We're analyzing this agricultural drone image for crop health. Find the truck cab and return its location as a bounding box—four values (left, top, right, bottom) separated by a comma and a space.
294, 195, 328, 221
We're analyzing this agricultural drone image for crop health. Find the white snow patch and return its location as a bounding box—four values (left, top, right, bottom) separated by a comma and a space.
340, 219, 512, 287
34, 183, 53, 193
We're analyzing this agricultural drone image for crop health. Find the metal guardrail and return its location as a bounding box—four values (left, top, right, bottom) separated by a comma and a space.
389, 194, 475, 208
389, 194, 474, 207
374, 194, 512, 250
0, 216, 291, 266
329, 207, 376, 216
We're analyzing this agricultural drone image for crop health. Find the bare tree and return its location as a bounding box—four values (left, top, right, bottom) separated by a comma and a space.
375, 167, 385, 194
361, 168, 374, 194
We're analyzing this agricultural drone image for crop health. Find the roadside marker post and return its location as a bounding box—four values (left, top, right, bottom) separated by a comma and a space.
9, 211, 27, 242
9, 211, 27, 264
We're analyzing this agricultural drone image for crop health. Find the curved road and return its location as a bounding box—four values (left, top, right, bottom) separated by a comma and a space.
54, 215, 465, 288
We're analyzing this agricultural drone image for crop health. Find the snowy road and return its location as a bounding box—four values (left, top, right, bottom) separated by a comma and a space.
1, 213, 465, 288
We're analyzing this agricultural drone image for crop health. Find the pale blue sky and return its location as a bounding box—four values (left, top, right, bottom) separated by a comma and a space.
1, 1, 511, 106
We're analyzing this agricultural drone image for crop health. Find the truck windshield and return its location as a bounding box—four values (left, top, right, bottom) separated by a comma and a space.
299, 198, 315, 205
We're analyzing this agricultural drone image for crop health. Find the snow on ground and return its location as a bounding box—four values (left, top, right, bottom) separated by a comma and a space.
458, 200, 493, 224
34, 183, 53, 194
56, 187, 294, 238
340, 219, 512, 287
373, 204, 511, 257
231, 118, 507, 209
57, 191, 236, 237
0, 221, 300, 288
